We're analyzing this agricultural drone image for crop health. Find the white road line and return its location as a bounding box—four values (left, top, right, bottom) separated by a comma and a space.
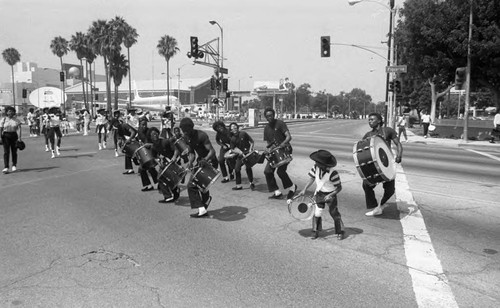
465, 148, 500, 162
396, 163, 459, 308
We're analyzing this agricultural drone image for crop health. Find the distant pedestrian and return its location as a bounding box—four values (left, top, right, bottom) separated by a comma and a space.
421, 109, 431, 138
0, 106, 22, 173
489, 109, 500, 143
396, 114, 408, 142
27, 108, 36, 137
95, 108, 108, 150
47, 107, 63, 159
41, 108, 50, 152
60, 117, 70, 136
83, 109, 91, 136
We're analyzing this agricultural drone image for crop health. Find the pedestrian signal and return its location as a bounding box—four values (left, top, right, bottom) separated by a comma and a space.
321, 36, 331, 58
222, 78, 228, 92
455, 67, 466, 90
395, 80, 401, 93
22, 88, 27, 98
388, 80, 394, 92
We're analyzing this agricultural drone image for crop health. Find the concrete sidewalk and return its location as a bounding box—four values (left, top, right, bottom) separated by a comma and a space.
405, 129, 500, 151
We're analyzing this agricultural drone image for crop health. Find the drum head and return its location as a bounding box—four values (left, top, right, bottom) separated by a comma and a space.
370, 136, 396, 181
288, 195, 315, 221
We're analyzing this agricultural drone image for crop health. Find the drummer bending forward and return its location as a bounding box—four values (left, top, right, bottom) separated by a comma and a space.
362, 113, 403, 217
228, 122, 255, 191
293, 150, 344, 240
180, 118, 218, 218
263, 108, 297, 200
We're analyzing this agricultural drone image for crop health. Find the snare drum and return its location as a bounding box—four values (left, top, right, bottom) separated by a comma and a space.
352, 135, 396, 185
158, 161, 187, 190
242, 151, 260, 168
122, 140, 141, 157
134, 145, 157, 169
267, 147, 293, 168
191, 163, 221, 191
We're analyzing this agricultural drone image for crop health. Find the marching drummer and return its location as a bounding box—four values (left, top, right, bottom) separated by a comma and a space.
147, 127, 181, 203
179, 117, 217, 218
292, 150, 344, 240
262, 107, 297, 200
362, 113, 403, 217
115, 117, 138, 175
228, 122, 255, 191
136, 117, 159, 192
212, 120, 234, 183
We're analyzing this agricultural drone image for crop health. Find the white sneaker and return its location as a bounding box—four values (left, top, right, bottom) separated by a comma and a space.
11, 166, 16, 172
51, 151, 55, 159
103, 142, 107, 149
98, 144, 102, 150
45, 145, 49, 152
55, 147, 61, 156
365, 207, 383, 216
115, 150, 119, 157
2, 168, 8, 173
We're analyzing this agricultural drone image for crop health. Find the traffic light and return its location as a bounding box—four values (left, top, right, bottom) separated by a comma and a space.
321, 36, 331, 58
388, 80, 394, 92
59, 71, 65, 82
187, 36, 204, 59
210, 76, 216, 90
455, 67, 466, 90
22, 88, 27, 98
222, 78, 228, 92
395, 80, 402, 93
216, 78, 221, 91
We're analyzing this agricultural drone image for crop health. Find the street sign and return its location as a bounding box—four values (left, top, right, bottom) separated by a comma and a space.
219, 67, 228, 74
386, 65, 407, 73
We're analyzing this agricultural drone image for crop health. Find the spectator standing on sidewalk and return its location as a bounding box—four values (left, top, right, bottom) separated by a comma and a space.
0, 106, 22, 173
421, 109, 431, 138
489, 109, 500, 143
396, 114, 408, 142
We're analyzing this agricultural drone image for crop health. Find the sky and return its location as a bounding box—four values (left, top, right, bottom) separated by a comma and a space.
0, 0, 397, 102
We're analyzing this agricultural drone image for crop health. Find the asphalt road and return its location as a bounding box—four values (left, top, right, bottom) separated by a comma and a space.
0, 119, 499, 307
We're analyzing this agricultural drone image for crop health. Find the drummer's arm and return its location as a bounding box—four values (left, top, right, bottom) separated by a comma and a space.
278, 130, 292, 148
203, 140, 216, 161
298, 177, 314, 197
393, 135, 403, 163
171, 143, 180, 162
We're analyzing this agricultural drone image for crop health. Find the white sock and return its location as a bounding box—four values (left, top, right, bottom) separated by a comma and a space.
274, 190, 281, 196
198, 207, 207, 215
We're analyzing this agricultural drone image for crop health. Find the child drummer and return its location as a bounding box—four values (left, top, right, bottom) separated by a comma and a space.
290, 150, 345, 240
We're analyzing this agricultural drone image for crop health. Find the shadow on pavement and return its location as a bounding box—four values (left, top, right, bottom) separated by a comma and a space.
17, 166, 59, 172
298, 226, 364, 240
209, 206, 248, 222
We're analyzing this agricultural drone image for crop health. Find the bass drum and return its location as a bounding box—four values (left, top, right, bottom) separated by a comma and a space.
353, 135, 396, 185
288, 195, 315, 221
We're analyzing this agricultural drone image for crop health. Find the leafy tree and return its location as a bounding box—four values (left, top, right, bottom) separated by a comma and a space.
157, 35, 179, 106
2, 47, 21, 107
395, 0, 500, 122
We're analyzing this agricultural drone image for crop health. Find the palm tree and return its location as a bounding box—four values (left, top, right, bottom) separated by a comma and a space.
2, 48, 21, 108
122, 25, 138, 109
89, 19, 122, 111
69, 31, 88, 108
50, 36, 69, 111
82, 34, 97, 112
109, 53, 129, 110
157, 35, 179, 106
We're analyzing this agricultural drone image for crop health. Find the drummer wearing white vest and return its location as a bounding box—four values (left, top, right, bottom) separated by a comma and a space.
362, 113, 403, 217
293, 150, 344, 240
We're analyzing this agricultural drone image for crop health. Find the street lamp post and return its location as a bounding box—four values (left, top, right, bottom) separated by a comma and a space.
209, 20, 224, 117
348, 0, 395, 126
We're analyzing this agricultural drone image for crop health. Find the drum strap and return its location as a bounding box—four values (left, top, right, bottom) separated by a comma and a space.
314, 168, 335, 196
